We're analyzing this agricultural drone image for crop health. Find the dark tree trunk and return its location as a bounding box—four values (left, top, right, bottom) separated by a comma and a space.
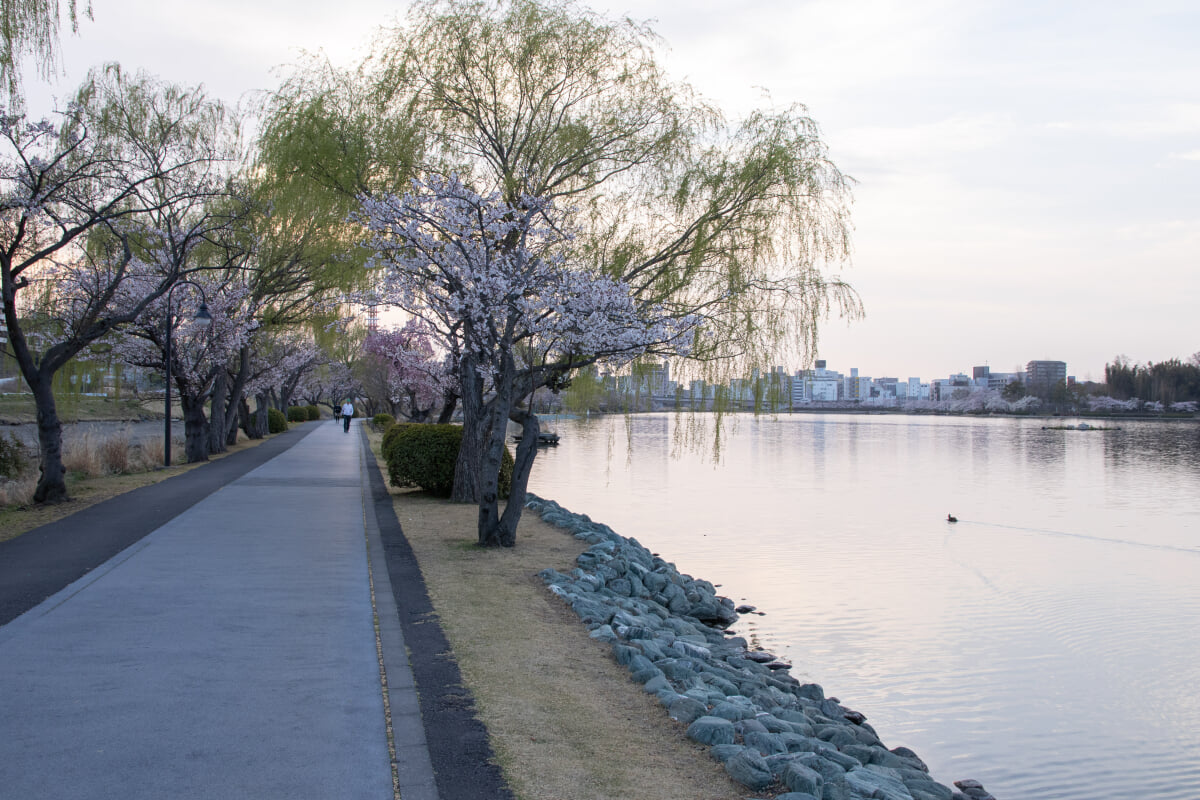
436, 391, 458, 424
476, 398, 511, 547
238, 396, 259, 440
208, 370, 228, 455
252, 393, 270, 437
452, 355, 484, 503
180, 392, 210, 463
477, 354, 518, 547
496, 408, 540, 546
30, 373, 68, 504
225, 407, 241, 446
225, 349, 251, 446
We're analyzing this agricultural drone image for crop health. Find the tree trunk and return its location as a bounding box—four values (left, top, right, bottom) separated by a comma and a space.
238, 396, 259, 440
496, 408, 540, 546
451, 355, 484, 503
208, 370, 228, 455
253, 393, 270, 437
436, 391, 458, 424
476, 397, 511, 547
30, 373, 68, 504
225, 405, 241, 446
225, 349, 251, 446
180, 392, 210, 463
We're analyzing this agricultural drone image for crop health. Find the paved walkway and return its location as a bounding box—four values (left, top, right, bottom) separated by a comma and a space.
0, 420, 438, 800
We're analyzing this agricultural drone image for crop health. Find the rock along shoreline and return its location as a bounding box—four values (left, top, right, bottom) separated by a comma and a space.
527, 493, 997, 800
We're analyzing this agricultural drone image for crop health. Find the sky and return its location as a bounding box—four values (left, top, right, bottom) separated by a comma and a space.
22, 0, 1200, 383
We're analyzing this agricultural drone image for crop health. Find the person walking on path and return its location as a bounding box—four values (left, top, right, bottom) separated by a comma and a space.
341, 399, 354, 433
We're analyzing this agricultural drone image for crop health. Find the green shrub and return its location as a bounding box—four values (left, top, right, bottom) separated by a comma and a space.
373, 413, 395, 430
267, 408, 288, 433
384, 423, 512, 498
305, 405, 321, 421
0, 433, 29, 480
286, 406, 309, 422
381, 421, 415, 462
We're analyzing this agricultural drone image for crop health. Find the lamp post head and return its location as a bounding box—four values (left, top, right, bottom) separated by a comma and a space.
193, 302, 213, 327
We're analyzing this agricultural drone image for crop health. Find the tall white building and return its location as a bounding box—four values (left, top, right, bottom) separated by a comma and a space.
792, 360, 842, 403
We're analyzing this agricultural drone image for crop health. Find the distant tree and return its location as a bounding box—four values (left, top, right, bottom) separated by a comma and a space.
296, 358, 359, 415
1001, 380, 1026, 401
1088, 396, 1136, 413
1011, 395, 1042, 413
362, 320, 456, 423
1104, 355, 1200, 404
1049, 379, 1072, 408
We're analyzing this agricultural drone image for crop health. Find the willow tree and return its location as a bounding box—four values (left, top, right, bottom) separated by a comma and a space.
1, 0, 92, 110
265, 0, 861, 506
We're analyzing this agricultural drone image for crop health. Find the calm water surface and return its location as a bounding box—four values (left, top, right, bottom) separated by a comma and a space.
529, 413, 1200, 800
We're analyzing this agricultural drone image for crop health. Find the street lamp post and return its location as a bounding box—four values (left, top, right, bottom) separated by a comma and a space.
164, 281, 213, 467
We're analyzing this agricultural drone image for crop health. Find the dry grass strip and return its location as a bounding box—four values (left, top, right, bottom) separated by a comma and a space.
384, 485, 747, 800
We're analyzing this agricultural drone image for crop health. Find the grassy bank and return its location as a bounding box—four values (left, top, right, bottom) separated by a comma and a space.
365, 431, 743, 800
0, 393, 159, 424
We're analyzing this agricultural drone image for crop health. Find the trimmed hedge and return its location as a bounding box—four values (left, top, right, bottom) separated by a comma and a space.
373, 413, 395, 430
305, 405, 321, 421
286, 406, 309, 422
383, 423, 512, 498
267, 408, 288, 433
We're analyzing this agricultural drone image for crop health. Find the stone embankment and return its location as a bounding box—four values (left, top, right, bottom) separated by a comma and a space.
528, 494, 997, 800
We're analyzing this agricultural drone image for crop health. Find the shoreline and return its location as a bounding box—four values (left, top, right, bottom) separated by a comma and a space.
527, 493, 997, 800
550, 407, 1199, 422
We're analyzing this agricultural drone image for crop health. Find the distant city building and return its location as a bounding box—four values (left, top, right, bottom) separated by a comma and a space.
793, 362, 842, 403
1026, 360, 1067, 395
874, 377, 899, 398
844, 368, 871, 402
987, 372, 1021, 391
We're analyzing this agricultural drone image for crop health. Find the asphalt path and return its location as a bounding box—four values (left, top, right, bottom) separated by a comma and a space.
0, 419, 512, 800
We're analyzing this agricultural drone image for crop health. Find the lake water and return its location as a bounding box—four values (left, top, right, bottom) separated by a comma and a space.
528, 412, 1200, 800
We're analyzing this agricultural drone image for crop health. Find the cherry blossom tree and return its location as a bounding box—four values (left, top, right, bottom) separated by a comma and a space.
252, 328, 324, 413
296, 358, 360, 417
110, 274, 257, 462
1011, 395, 1042, 413
1088, 396, 1138, 413
363, 319, 456, 422
361, 174, 696, 546
1, 71, 238, 501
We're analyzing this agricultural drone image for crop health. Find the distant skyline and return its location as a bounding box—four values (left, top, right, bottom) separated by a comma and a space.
22, 0, 1200, 383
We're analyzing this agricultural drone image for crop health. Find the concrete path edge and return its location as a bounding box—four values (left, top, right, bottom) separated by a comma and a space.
359, 426, 515, 800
